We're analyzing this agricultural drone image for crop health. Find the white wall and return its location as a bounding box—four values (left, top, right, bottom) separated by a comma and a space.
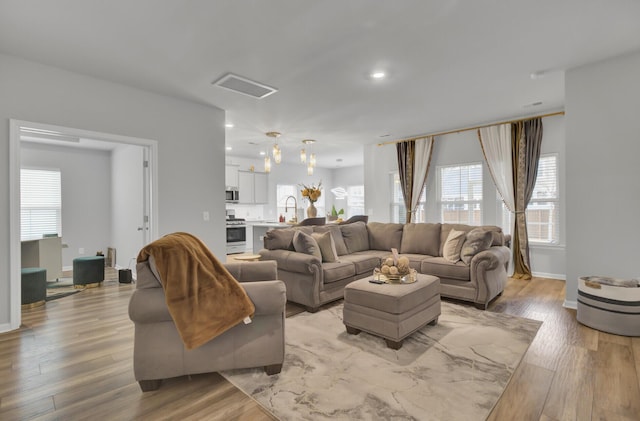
111, 144, 145, 270
565, 49, 640, 307
364, 114, 566, 279
20, 142, 113, 269
0, 53, 225, 331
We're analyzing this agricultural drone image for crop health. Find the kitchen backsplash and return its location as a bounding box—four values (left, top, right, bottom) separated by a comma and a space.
226, 204, 266, 221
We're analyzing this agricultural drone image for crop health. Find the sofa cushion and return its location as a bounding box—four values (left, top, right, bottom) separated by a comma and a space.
443, 229, 466, 263
322, 261, 356, 284
292, 230, 322, 260
311, 231, 339, 263
460, 228, 493, 265
420, 256, 471, 281
313, 225, 349, 256
339, 252, 382, 275
440, 224, 504, 255
264, 227, 313, 250
340, 221, 370, 253
367, 222, 404, 251
400, 223, 441, 256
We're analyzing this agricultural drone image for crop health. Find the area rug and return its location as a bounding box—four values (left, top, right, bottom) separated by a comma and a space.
46, 277, 80, 301
221, 301, 541, 421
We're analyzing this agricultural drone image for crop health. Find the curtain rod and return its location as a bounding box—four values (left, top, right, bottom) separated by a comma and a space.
377, 110, 565, 146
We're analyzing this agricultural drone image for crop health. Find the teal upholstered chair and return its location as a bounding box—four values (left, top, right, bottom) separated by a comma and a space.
73, 256, 105, 288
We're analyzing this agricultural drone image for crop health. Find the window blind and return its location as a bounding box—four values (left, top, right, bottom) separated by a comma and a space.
21, 169, 62, 241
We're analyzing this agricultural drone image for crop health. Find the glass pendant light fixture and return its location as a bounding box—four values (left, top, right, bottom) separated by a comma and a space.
307, 162, 314, 175
266, 131, 282, 164
309, 153, 316, 168
301, 139, 315, 166
264, 155, 271, 173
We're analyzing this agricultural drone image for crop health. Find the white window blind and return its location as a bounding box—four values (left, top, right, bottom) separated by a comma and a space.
438, 163, 483, 225
500, 154, 559, 244
21, 168, 62, 241
346, 185, 365, 218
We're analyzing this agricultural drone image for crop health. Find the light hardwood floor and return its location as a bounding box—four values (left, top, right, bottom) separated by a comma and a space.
1, 270, 639, 420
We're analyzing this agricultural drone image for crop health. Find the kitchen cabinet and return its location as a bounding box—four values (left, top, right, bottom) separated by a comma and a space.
225, 165, 239, 188
238, 171, 268, 204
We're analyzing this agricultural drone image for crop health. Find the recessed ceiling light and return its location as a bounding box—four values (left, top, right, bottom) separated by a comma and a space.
225, 123, 234, 128
530, 71, 545, 80
226, 146, 232, 151
371, 71, 386, 80
259, 151, 266, 156
523, 101, 543, 108
379, 134, 390, 138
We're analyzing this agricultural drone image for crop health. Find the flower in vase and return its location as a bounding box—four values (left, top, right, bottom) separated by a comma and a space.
300, 181, 322, 203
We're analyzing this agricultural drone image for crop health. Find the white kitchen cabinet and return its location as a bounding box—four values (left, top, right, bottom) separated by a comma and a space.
225, 165, 239, 188
238, 171, 268, 204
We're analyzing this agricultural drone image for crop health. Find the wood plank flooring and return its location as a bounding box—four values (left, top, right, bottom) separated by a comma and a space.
1, 270, 638, 420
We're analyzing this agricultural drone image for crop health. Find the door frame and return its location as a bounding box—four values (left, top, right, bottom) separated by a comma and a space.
9, 119, 159, 331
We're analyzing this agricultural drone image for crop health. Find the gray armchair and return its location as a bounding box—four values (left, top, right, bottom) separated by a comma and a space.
129, 258, 286, 391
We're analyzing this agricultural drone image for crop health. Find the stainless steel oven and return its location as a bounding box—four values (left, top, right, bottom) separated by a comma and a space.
226, 222, 246, 254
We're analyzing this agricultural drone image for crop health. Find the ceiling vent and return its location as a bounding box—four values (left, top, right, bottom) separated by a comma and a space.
212, 73, 278, 99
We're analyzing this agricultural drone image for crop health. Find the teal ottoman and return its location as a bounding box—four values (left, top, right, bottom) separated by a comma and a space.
21, 267, 47, 308
73, 256, 105, 288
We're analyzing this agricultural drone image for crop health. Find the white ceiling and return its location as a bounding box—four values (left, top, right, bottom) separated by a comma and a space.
2, 1, 640, 168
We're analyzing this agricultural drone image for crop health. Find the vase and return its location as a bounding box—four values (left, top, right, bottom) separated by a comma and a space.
307, 202, 317, 218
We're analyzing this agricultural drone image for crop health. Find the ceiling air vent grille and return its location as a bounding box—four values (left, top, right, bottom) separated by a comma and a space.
212, 73, 278, 99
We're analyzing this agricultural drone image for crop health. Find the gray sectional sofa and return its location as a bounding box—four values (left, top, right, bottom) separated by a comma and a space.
258, 221, 510, 311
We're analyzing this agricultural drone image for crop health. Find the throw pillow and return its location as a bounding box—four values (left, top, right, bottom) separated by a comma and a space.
292, 230, 322, 260
311, 231, 339, 263
443, 229, 466, 263
460, 228, 493, 265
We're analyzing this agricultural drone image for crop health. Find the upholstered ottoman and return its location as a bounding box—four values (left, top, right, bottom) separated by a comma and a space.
343, 274, 440, 349
21, 267, 47, 308
73, 256, 105, 288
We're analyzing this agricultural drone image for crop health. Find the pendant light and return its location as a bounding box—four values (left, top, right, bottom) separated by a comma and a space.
264, 155, 271, 173
266, 131, 282, 164
301, 139, 315, 166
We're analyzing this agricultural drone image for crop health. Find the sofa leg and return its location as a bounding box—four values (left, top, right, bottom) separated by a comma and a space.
304, 305, 320, 313
474, 302, 488, 310
264, 364, 282, 375
428, 317, 439, 326
138, 379, 162, 392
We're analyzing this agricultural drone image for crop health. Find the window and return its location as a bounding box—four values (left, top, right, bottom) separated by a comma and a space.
499, 154, 559, 244
21, 168, 62, 241
346, 185, 365, 218
438, 163, 483, 225
390, 173, 426, 223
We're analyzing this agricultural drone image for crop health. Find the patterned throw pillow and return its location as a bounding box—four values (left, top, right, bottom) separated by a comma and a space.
460, 228, 493, 265
443, 229, 466, 263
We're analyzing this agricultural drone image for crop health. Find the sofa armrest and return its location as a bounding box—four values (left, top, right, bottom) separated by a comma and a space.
243, 280, 286, 315
259, 249, 321, 274
470, 246, 510, 271
129, 279, 286, 324
225, 261, 277, 282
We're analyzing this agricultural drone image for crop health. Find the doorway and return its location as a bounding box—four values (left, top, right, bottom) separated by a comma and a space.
9, 120, 159, 330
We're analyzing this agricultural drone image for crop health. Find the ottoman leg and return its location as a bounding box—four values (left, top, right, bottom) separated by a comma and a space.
345, 325, 361, 335
385, 339, 403, 350
428, 317, 439, 326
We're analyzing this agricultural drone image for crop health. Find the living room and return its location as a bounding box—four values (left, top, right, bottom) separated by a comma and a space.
1, 2, 640, 420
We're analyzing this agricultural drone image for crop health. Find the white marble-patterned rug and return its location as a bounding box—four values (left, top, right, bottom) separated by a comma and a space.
221, 301, 541, 421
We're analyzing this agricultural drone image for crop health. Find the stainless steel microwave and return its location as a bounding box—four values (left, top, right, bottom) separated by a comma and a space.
225, 187, 239, 203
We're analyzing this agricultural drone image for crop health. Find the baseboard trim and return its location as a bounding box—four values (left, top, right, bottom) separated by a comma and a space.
0, 323, 13, 334
532, 271, 566, 281
563, 299, 577, 310
63, 265, 72, 272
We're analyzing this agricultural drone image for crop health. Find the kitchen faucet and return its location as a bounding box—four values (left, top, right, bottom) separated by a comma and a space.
284, 195, 298, 223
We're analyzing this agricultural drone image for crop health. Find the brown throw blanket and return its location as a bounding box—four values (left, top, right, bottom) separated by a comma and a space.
137, 232, 255, 350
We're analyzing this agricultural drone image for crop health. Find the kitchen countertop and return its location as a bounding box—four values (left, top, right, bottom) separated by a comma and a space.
250, 222, 291, 228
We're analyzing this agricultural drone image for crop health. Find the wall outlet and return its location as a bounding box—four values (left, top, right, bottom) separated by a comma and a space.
78, 247, 85, 255
203, 211, 210, 221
